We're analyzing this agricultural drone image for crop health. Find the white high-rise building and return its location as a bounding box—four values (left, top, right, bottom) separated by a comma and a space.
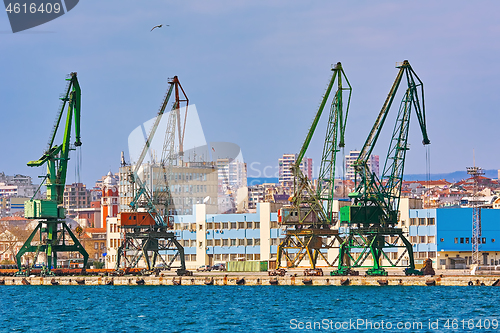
278, 154, 313, 193
345, 150, 379, 181
217, 158, 247, 191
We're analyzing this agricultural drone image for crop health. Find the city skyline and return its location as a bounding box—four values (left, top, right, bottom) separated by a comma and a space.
1, 2, 500, 188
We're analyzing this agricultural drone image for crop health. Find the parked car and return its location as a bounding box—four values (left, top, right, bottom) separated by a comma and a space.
211, 263, 226, 271
196, 265, 211, 272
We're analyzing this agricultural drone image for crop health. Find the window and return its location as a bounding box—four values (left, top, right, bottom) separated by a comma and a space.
428, 252, 436, 258
199, 241, 203, 248
238, 222, 245, 229
199, 224, 203, 231
271, 238, 279, 246
207, 223, 213, 229
460, 238, 464, 244
214, 223, 221, 229
222, 254, 229, 261
439, 259, 446, 266
247, 239, 253, 246
222, 222, 229, 229
190, 254, 196, 261
465, 238, 469, 244
410, 218, 417, 226
482, 237, 486, 244
94, 242, 98, 249
215, 239, 221, 246
230, 222, 237, 229
254, 238, 260, 246
271, 221, 278, 229
246, 254, 253, 261
428, 218, 435, 225
419, 218, 425, 225
419, 236, 426, 244
254, 254, 260, 260
410, 236, 417, 243
454, 238, 458, 244
254, 222, 260, 229
222, 239, 229, 246
246, 222, 253, 229
237, 239, 244, 246
215, 254, 221, 261
230, 239, 237, 246
207, 239, 213, 246
428, 236, 435, 244
190, 240, 196, 247
230, 254, 237, 261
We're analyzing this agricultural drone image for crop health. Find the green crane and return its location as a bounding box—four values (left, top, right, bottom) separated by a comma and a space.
276, 62, 351, 268
335, 60, 430, 276
16, 72, 88, 276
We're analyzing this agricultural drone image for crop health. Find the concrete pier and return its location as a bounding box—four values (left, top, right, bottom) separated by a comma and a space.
1, 273, 499, 286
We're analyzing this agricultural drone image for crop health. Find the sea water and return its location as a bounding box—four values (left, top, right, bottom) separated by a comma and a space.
1, 286, 499, 332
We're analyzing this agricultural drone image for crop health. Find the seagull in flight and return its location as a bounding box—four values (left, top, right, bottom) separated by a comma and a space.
151, 24, 168, 31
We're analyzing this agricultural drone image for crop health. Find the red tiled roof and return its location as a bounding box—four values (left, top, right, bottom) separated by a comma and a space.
83, 228, 106, 233
0, 216, 28, 221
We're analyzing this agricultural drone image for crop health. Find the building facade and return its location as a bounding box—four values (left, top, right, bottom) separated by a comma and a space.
408, 207, 500, 269
119, 162, 219, 216
105, 202, 282, 269
278, 154, 313, 193
63, 183, 91, 217
345, 151, 379, 181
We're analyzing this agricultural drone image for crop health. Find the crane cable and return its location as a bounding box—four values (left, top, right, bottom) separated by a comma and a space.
426, 144, 431, 213
342, 147, 346, 198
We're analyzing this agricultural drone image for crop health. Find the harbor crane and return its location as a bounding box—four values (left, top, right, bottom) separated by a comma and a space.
276, 63, 351, 268
16, 73, 88, 276
334, 60, 430, 276
116, 76, 190, 275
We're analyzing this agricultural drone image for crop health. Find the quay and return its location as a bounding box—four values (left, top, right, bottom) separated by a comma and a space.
2, 272, 500, 287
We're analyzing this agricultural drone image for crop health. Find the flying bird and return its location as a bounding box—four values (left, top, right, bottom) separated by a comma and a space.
151, 24, 168, 31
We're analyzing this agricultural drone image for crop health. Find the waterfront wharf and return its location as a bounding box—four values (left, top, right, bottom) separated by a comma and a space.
1, 273, 500, 287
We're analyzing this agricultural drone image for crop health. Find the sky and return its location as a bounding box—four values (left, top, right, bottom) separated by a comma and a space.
1, 1, 500, 187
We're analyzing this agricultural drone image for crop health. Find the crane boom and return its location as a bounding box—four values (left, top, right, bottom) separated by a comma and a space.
277, 63, 351, 270
16, 73, 89, 276
335, 60, 430, 277
132, 80, 175, 175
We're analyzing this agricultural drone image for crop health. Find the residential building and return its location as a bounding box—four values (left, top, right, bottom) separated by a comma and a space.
217, 158, 247, 191
63, 183, 91, 217
278, 154, 313, 193
247, 183, 288, 210
79, 228, 107, 264
217, 158, 248, 213
0, 173, 42, 217
345, 151, 379, 181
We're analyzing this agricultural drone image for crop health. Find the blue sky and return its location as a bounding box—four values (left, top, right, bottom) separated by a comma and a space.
1, 1, 500, 187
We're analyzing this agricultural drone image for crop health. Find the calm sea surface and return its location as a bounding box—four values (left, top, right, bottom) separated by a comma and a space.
1, 286, 499, 332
